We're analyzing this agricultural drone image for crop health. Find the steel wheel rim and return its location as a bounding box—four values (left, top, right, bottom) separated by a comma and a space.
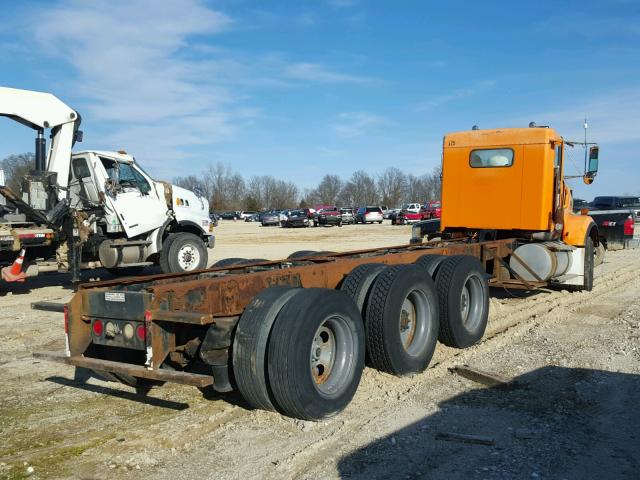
399, 289, 432, 356
461, 274, 484, 330
310, 315, 355, 397
178, 244, 200, 270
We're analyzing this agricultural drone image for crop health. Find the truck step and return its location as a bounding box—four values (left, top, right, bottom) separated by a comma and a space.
33, 351, 214, 387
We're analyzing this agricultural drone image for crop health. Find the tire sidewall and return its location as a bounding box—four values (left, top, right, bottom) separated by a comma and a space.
167, 233, 207, 272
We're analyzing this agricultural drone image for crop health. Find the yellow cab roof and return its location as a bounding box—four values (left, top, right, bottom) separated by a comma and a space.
444, 127, 562, 148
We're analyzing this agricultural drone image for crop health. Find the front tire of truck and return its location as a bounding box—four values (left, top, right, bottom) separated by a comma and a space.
565, 237, 595, 292
267, 289, 365, 420
233, 287, 300, 412
365, 265, 439, 375
434, 255, 489, 348
164, 232, 208, 273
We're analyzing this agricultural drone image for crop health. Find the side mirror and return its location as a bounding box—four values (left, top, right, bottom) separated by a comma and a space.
583, 146, 599, 184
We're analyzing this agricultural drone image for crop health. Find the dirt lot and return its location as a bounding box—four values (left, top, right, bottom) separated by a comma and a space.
1, 221, 639, 480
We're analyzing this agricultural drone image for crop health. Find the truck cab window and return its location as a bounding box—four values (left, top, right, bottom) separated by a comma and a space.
470, 148, 514, 168
100, 157, 151, 195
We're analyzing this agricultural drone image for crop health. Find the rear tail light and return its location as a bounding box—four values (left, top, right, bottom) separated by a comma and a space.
136, 324, 146, 341
92, 319, 103, 336
63, 305, 69, 334
624, 215, 634, 235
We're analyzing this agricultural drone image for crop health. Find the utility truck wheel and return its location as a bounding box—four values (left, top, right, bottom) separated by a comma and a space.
213, 257, 248, 267
365, 265, 439, 375
233, 287, 300, 411
594, 241, 605, 267
434, 255, 489, 348
415, 254, 447, 277
267, 289, 365, 420
565, 237, 595, 292
158, 233, 178, 273
340, 263, 387, 314
166, 233, 207, 272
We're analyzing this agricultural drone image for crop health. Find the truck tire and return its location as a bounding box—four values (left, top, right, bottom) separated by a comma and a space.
594, 241, 605, 267
233, 287, 300, 411
267, 289, 365, 420
434, 255, 489, 348
287, 250, 318, 259
212, 257, 248, 267
340, 263, 387, 314
165, 233, 208, 273
565, 237, 595, 292
365, 265, 439, 375
158, 233, 178, 273
415, 254, 447, 277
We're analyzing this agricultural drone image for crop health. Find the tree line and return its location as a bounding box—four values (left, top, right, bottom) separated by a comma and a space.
175, 163, 442, 212
0, 153, 441, 212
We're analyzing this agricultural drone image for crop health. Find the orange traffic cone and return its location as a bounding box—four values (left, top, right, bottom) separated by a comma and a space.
10, 249, 26, 275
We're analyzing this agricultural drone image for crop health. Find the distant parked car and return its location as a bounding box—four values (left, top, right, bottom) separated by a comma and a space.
380, 205, 389, 218
315, 206, 342, 227
282, 209, 311, 228
421, 201, 442, 219
244, 213, 260, 222
394, 210, 423, 225
261, 210, 281, 226
220, 211, 238, 220
386, 208, 401, 221
400, 203, 421, 214
238, 211, 258, 220
340, 207, 355, 225
572, 198, 590, 213
355, 206, 384, 224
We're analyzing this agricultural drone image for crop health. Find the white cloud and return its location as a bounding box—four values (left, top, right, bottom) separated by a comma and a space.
521, 89, 640, 144
417, 80, 495, 111
333, 112, 392, 138
284, 62, 372, 84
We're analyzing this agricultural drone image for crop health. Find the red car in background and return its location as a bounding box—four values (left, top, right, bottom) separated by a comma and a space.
422, 201, 442, 219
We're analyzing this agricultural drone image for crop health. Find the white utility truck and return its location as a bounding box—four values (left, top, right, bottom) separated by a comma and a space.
0, 86, 214, 283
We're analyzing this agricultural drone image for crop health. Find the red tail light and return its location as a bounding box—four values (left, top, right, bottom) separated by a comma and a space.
92, 319, 103, 336
624, 215, 634, 235
136, 324, 146, 341
63, 305, 69, 334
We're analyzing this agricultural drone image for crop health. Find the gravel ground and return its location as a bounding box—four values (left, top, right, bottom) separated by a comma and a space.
0, 221, 638, 480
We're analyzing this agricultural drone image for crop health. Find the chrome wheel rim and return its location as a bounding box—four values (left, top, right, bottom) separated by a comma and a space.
310, 315, 355, 397
461, 274, 485, 330
178, 244, 200, 271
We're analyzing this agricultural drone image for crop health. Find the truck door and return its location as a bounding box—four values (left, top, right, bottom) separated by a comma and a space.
68, 156, 101, 209
99, 157, 168, 238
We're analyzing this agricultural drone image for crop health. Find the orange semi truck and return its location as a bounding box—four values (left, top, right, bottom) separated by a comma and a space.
36, 124, 600, 420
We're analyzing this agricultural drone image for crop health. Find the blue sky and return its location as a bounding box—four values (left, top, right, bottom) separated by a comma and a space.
1, 0, 639, 199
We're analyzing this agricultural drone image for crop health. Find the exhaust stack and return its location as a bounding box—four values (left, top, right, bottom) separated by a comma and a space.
35, 129, 46, 171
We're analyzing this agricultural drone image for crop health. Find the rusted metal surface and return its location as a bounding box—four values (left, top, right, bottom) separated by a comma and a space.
60, 239, 519, 379
33, 351, 213, 387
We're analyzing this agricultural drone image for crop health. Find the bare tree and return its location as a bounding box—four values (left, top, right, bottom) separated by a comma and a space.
0, 153, 34, 192
341, 170, 378, 207
377, 167, 407, 208
315, 174, 343, 205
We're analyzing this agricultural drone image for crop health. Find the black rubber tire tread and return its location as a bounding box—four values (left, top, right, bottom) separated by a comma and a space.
238, 258, 269, 265
287, 250, 319, 259
594, 241, 605, 267
565, 237, 594, 292
166, 232, 208, 272
435, 255, 489, 348
267, 288, 365, 420
364, 264, 439, 375
233, 286, 300, 411
158, 233, 178, 273
212, 257, 249, 268
415, 254, 447, 277
340, 263, 387, 314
